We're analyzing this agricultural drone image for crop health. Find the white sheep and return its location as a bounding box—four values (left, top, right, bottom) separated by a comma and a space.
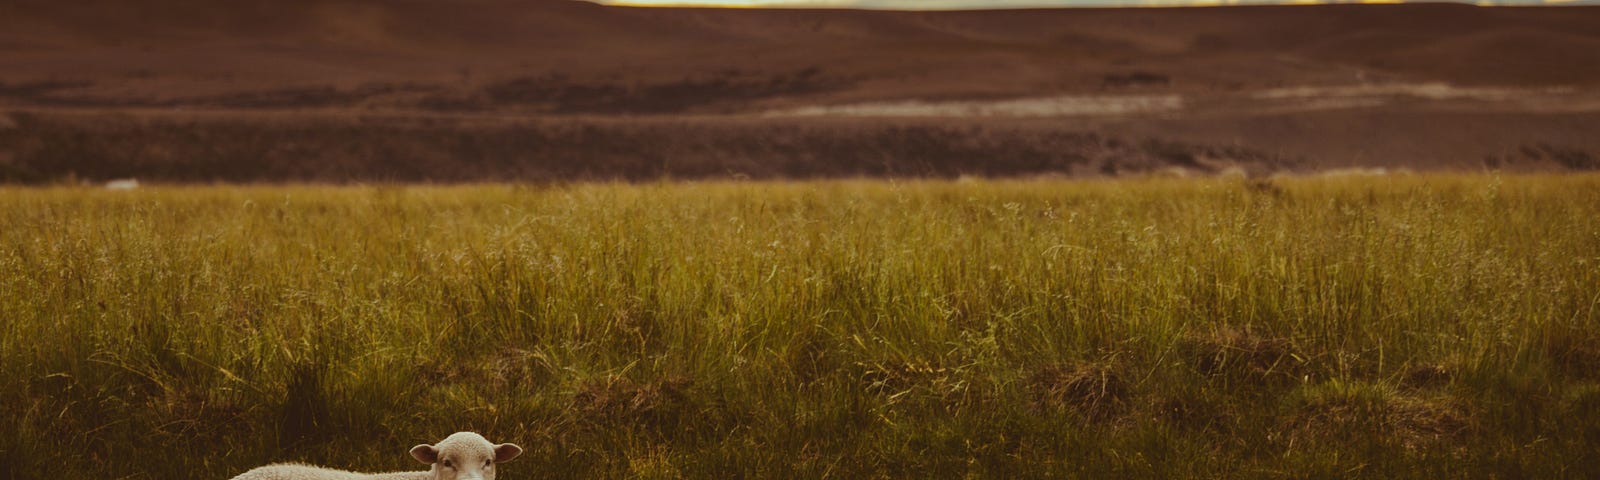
230, 432, 523, 480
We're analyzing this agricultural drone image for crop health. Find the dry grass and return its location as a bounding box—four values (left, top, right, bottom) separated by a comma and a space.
0, 174, 1597, 478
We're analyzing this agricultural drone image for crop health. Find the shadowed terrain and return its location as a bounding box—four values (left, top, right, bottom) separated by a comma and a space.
2, 0, 1599, 181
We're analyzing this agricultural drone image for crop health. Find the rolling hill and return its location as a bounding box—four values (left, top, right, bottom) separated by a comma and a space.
2, 1, 1598, 181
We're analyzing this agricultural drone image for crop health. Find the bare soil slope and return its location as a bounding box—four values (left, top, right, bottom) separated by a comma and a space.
5, 1, 1600, 108
2, 1, 1598, 181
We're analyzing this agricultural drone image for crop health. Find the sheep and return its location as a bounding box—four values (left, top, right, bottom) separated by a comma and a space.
230, 432, 522, 480
104, 178, 139, 190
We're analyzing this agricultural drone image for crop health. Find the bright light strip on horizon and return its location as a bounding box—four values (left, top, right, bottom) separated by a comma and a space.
598, 0, 1580, 8
598, 0, 1285, 6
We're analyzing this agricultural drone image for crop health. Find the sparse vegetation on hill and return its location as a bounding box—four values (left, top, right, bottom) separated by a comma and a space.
0, 112, 1312, 183
5, 1, 1600, 104
1, 175, 1596, 478
8, 110, 1600, 185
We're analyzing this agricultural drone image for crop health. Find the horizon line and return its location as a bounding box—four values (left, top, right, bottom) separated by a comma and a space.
592, 0, 1598, 10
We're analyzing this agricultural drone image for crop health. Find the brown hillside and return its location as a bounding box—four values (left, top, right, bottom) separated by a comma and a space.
4, 1, 1599, 107
3, 1, 1599, 181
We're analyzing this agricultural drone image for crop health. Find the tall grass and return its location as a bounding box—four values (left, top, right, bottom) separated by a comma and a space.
1, 174, 1597, 478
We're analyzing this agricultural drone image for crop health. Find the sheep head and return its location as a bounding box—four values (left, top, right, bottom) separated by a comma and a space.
409, 432, 522, 480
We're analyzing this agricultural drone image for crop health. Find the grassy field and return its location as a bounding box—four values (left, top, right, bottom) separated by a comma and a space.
1, 174, 1598, 479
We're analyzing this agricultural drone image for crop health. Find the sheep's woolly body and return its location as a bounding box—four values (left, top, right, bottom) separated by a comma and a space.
228, 432, 522, 480
229, 463, 431, 480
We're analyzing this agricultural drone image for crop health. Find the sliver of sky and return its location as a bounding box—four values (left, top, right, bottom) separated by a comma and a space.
596, 0, 1590, 8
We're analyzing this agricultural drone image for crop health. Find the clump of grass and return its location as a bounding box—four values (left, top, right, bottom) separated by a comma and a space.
1027, 362, 1131, 421
1285, 380, 1474, 447
1400, 363, 1455, 390
1544, 325, 1600, 381
1181, 325, 1305, 385
571, 375, 700, 430
0, 174, 1597, 478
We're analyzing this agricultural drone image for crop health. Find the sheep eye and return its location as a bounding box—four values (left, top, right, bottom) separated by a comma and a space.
485, 459, 493, 467
442, 459, 454, 468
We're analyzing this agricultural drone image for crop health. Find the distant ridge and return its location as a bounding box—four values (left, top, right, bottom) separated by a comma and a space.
3, 1, 1598, 111
2, 1, 1599, 181
594, 0, 1600, 9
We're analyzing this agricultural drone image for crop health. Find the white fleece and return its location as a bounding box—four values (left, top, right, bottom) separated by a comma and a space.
229, 432, 522, 480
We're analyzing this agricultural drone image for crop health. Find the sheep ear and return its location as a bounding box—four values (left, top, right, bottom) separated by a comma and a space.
494, 443, 523, 463
409, 444, 439, 464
